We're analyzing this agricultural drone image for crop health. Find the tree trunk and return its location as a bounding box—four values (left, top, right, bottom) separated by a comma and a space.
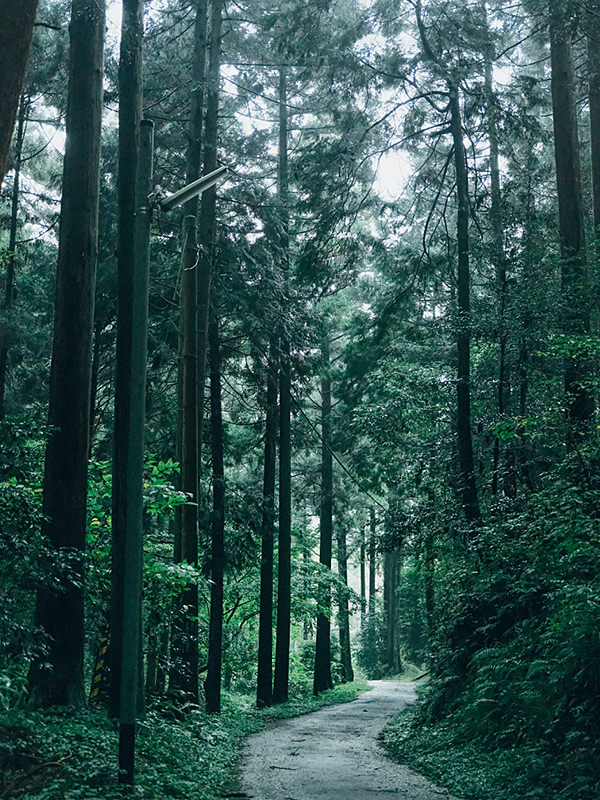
384, 550, 401, 674
0, 0, 38, 189
550, 0, 593, 424
28, 0, 105, 708
170, 217, 200, 702
336, 524, 354, 683
88, 318, 102, 454
313, 337, 333, 696
116, 122, 153, 784
110, 0, 144, 722
257, 336, 279, 709
273, 338, 292, 703
359, 527, 366, 625
415, 0, 480, 528
0, 96, 27, 419
196, 0, 223, 429
424, 527, 435, 653
205, 306, 225, 713
273, 68, 292, 705
369, 507, 376, 612
170, 0, 211, 703
589, 2, 600, 236
449, 84, 481, 528
484, 35, 509, 497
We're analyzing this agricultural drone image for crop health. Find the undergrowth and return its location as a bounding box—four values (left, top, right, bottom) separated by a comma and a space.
383, 706, 576, 800
0, 681, 369, 799
383, 466, 600, 800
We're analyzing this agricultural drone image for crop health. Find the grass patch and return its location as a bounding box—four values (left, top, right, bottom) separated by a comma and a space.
0, 681, 369, 799
382, 706, 600, 800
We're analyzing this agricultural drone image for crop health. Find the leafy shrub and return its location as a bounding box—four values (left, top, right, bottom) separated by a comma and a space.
387, 470, 600, 800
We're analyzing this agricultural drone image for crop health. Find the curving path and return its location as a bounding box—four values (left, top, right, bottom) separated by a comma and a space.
240, 680, 459, 800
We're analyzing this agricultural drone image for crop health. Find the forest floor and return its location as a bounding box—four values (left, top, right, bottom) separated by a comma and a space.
240, 680, 460, 800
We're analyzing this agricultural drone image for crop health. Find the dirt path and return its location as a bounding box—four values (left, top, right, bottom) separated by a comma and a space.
240, 680, 459, 800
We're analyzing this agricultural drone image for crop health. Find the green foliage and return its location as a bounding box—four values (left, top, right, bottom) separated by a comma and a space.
0, 419, 51, 708
0, 683, 369, 799
384, 462, 600, 800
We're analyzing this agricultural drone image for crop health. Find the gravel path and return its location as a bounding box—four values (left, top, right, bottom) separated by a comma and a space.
240, 680, 459, 800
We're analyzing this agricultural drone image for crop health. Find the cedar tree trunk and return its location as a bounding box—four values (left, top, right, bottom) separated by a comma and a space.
28, 0, 105, 707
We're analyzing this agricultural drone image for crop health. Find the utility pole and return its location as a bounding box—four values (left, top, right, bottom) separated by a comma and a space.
116, 129, 226, 782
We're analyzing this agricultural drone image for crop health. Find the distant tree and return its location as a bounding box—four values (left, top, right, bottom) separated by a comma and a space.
256, 336, 278, 709
313, 335, 333, 695
336, 523, 354, 683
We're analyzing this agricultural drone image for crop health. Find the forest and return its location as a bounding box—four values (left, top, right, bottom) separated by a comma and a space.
1, 0, 599, 798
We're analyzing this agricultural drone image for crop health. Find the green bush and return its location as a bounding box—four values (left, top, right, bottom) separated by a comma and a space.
385, 470, 600, 800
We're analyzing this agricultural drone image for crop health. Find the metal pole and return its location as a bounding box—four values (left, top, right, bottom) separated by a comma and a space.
159, 165, 227, 212
118, 118, 153, 785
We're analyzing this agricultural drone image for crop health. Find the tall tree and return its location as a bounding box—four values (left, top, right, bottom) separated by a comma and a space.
110, 0, 145, 722
415, 0, 481, 528
170, 0, 209, 704
336, 523, 354, 683
360, 526, 367, 625
0, 0, 38, 189
256, 336, 279, 708
549, 0, 593, 425
369, 506, 376, 613
273, 67, 292, 705
28, 0, 105, 707
313, 335, 333, 695
588, 1, 600, 237
384, 549, 400, 674
483, 10, 510, 497
205, 305, 225, 713
0, 96, 27, 419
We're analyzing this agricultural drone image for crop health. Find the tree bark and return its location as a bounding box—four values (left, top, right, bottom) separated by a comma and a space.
369, 507, 376, 611
384, 550, 401, 674
28, 0, 105, 708
273, 338, 292, 703
424, 527, 436, 652
273, 68, 292, 705
0, 96, 27, 419
170, 0, 211, 703
116, 121, 153, 784
196, 0, 223, 429
589, 2, 600, 235
336, 524, 354, 683
550, 0, 593, 424
359, 527, 366, 625
449, 84, 481, 528
110, 0, 144, 722
314, 337, 333, 696
170, 217, 201, 702
0, 0, 38, 189
257, 336, 279, 709
205, 306, 225, 714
